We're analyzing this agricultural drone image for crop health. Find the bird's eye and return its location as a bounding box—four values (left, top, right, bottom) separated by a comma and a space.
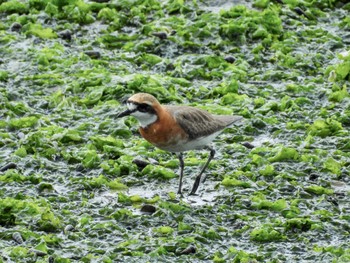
137, 103, 151, 112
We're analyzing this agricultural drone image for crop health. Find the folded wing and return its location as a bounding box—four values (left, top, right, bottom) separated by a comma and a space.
165, 105, 241, 139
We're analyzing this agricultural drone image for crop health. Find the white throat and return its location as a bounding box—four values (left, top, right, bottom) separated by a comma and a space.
127, 102, 158, 128
133, 113, 157, 128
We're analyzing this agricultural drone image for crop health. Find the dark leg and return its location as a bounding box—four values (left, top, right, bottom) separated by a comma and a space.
177, 152, 184, 196
189, 147, 215, 195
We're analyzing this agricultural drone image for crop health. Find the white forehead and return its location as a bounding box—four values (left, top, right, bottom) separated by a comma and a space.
126, 102, 157, 128
127, 102, 137, 110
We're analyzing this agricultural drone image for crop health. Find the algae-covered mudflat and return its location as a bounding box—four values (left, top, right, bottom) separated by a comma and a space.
0, 0, 350, 262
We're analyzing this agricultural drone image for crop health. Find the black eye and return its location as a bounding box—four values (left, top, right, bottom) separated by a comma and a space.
137, 103, 151, 112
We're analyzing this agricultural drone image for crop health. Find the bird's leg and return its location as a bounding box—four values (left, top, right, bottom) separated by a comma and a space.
189, 147, 215, 195
176, 152, 185, 196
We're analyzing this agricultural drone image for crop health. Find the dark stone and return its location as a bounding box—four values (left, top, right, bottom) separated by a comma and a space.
140, 204, 156, 215
224, 56, 236, 63
58, 29, 72, 41
294, 7, 308, 18
133, 159, 150, 169
179, 245, 196, 255
84, 50, 101, 59
309, 173, 319, 181
152, 32, 168, 39
10, 22, 22, 32
166, 63, 175, 71
0, 162, 17, 172
242, 142, 255, 149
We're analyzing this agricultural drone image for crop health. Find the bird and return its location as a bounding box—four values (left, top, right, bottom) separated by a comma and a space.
117, 93, 242, 195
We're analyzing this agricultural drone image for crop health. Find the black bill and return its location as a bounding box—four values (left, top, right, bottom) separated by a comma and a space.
116, 109, 134, 118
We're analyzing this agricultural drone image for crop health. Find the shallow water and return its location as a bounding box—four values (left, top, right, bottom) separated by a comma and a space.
0, 0, 350, 262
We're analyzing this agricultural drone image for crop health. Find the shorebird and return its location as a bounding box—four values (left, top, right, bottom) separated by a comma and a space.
117, 93, 242, 195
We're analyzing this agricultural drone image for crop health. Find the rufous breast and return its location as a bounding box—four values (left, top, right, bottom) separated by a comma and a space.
139, 106, 188, 150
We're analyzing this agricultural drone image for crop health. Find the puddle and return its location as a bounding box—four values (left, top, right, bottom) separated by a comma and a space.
201, 0, 251, 13
251, 134, 280, 147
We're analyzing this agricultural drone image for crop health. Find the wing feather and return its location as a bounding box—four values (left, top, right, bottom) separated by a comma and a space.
165, 105, 241, 139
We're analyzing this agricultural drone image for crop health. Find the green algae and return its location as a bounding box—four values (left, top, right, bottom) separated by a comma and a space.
222, 177, 251, 188
250, 226, 285, 242
25, 23, 57, 39
0, 1, 28, 14
0, 169, 41, 183
0, 71, 9, 81
8, 116, 38, 129
269, 146, 299, 162
308, 119, 343, 137
0, 197, 61, 230
305, 185, 334, 195
142, 165, 177, 180
0, 0, 350, 262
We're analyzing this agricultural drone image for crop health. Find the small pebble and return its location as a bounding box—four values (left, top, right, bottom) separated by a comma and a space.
224, 56, 236, 63
294, 7, 308, 18
0, 162, 17, 172
179, 245, 196, 255
29, 249, 47, 256
84, 50, 101, 59
18, 132, 25, 139
133, 159, 150, 169
140, 204, 156, 215
152, 32, 168, 39
309, 173, 319, 181
64, 224, 75, 233
58, 29, 72, 41
10, 22, 22, 32
242, 142, 255, 149
12, 232, 24, 244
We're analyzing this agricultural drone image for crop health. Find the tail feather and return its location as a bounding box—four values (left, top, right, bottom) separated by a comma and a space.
214, 115, 243, 126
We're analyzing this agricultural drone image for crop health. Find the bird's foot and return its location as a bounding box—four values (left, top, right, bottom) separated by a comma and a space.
177, 190, 184, 198
188, 191, 198, 196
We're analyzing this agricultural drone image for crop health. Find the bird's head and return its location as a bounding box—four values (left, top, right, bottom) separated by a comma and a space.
117, 93, 159, 128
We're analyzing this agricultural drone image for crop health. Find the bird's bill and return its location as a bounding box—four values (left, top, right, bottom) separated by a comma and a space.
116, 109, 133, 118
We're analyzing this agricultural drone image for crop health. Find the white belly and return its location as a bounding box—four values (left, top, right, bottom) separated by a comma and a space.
159, 131, 221, 152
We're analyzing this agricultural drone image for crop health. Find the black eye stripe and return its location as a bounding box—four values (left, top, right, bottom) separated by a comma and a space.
137, 104, 152, 112
128, 101, 156, 114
